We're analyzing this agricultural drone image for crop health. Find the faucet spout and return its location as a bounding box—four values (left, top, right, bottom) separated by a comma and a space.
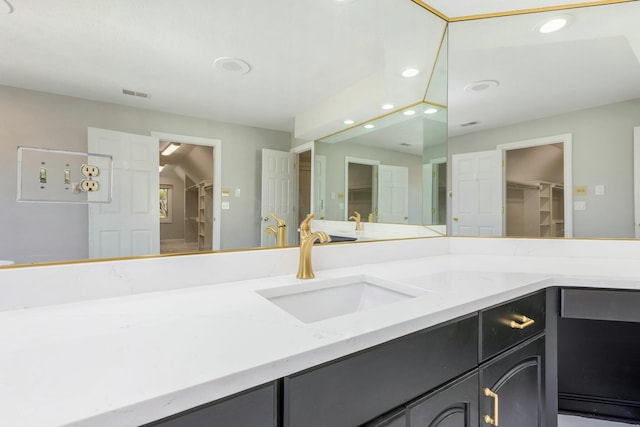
264, 213, 287, 247
348, 211, 362, 231
297, 214, 331, 279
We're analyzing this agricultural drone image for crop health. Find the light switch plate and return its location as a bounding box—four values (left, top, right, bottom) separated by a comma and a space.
17, 146, 112, 203
222, 201, 230, 210
574, 185, 587, 195
595, 185, 605, 195
574, 201, 587, 211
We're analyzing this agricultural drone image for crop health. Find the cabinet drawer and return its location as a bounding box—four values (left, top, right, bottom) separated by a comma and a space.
480, 291, 545, 361
561, 288, 640, 322
283, 314, 478, 427
143, 382, 278, 427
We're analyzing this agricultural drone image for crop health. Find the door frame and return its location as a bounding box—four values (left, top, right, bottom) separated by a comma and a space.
497, 133, 573, 238
344, 156, 380, 221
423, 156, 447, 225
151, 131, 222, 250
633, 127, 640, 238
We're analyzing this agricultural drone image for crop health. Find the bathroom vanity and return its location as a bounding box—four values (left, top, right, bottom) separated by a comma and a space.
2, 236, 640, 426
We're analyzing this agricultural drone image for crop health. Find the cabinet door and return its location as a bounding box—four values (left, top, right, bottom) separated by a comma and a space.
142, 382, 278, 427
479, 335, 545, 427
284, 314, 478, 427
364, 408, 407, 427
407, 371, 478, 427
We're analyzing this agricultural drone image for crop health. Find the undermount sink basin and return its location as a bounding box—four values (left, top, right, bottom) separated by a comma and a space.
256, 275, 424, 323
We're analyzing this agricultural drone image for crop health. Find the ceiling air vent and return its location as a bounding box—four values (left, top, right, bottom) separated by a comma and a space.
460, 121, 479, 127
122, 89, 150, 99
400, 143, 412, 147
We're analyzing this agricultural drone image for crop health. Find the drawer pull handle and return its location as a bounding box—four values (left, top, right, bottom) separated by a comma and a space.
483, 387, 499, 426
509, 315, 535, 330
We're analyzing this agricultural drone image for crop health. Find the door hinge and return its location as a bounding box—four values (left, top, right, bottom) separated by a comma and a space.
501, 206, 505, 214
501, 160, 505, 167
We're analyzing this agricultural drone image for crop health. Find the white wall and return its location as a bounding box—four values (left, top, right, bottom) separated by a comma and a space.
449, 98, 640, 238
0, 85, 291, 264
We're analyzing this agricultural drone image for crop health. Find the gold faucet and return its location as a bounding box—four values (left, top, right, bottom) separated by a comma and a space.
296, 213, 331, 279
349, 211, 361, 231
264, 213, 287, 247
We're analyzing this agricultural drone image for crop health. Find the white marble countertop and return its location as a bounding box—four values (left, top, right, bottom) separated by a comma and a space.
3, 250, 640, 427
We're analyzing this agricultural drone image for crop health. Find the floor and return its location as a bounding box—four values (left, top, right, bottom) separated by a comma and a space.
559, 415, 637, 426
160, 239, 199, 254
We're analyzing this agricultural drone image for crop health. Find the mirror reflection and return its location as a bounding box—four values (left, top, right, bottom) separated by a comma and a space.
0, 0, 446, 266
447, 1, 640, 239
315, 102, 447, 228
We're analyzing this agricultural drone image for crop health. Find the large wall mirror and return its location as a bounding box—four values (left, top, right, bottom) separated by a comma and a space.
3, 1, 639, 268
0, 0, 446, 266
447, 1, 640, 239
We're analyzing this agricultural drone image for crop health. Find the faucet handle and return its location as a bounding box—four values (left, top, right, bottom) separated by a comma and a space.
271, 212, 286, 227
299, 213, 314, 239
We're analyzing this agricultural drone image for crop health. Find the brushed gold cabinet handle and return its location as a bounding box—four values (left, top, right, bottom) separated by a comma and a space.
483, 387, 499, 426
509, 314, 535, 330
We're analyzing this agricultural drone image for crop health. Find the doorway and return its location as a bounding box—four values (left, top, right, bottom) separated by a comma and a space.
297, 150, 312, 227
499, 133, 572, 238
344, 158, 379, 222
152, 132, 222, 252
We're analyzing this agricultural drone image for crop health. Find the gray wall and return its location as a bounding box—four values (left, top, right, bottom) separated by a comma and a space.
0, 85, 291, 264
316, 141, 423, 224
448, 98, 640, 238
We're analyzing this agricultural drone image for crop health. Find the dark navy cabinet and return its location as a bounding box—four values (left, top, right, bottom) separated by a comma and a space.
558, 288, 640, 422
283, 314, 479, 427
141, 382, 278, 427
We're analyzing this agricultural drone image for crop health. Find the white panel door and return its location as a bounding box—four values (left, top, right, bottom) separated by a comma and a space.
451, 150, 503, 236
88, 127, 159, 258
261, 149, 295, 247
378, 165, 409, 224
314, 154, 327, 220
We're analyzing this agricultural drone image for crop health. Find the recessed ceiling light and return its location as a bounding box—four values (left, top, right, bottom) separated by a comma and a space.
364, 124, 375, 129
402, 68, 420, 78
1, 0, 14, 14
537, 15, 572, 34
403, 110, 416, 116
213, 57, 251, 74
161, 143, 181, 156
344, 119, 355, 125
381, 104, 394, 110
424, 108, 438, 114
464, 80, 499, 93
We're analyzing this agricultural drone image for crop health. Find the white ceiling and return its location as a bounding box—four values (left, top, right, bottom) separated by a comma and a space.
1, 0, 639, 143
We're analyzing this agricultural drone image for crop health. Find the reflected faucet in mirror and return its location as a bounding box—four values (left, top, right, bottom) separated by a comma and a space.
349, 211, 362, 231
297, 214, 331, 280
264, 213, 287, 248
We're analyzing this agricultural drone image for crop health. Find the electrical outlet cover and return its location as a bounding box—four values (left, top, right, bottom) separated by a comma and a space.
81, 164, 100, 177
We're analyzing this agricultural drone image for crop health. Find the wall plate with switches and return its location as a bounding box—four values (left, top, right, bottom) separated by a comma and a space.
17, 146, 113, 203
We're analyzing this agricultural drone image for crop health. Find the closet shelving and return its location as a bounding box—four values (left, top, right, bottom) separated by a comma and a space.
507, 180, 564, 237
197, 180, 213, 251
